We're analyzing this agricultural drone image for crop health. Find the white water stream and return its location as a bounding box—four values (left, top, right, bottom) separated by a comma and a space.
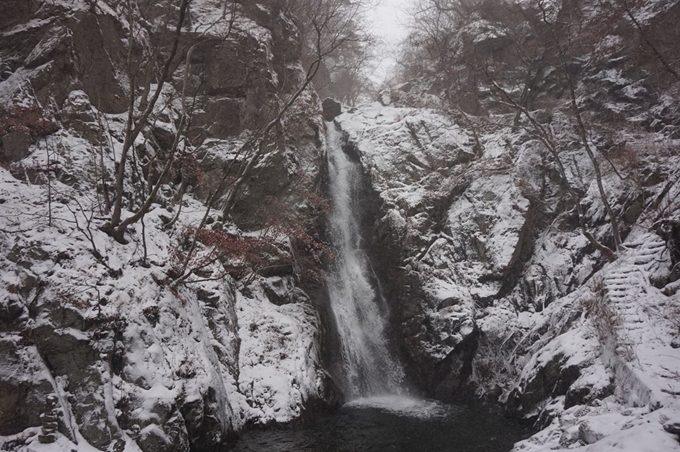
325, 124, 405, 399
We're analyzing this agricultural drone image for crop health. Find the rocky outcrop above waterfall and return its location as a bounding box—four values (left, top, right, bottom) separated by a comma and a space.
322, 99, 342, 120
0, 1, 335, 451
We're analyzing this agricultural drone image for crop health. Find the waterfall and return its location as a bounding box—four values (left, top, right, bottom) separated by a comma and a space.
325, 123, 405, 399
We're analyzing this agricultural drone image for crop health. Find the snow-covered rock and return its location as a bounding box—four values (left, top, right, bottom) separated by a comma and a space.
0, 1, 334, 451
335, 46, 680, 446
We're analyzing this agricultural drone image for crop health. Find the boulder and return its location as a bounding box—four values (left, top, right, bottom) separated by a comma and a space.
322, 98, 342, 120
0, 340, 56, 436
578, 421, 607, 444
1, 130, 32, 162
376, 90, 391, 106
664, 420, 680, 434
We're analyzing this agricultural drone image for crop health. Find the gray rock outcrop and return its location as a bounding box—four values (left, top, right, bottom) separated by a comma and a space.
0, 1, 334, 451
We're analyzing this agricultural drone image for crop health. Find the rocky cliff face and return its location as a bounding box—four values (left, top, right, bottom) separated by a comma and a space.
336, 91, 680, 451
3, 0, 680, 450
0, 1, 337, 451
333, 0, 680, 448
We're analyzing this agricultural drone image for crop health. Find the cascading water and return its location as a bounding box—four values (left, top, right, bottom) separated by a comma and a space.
231, 122, 531, 452
325, 124, 405, 399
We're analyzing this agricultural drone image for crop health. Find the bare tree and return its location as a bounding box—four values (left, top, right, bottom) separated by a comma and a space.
104, 0, 191, 238
398, 0, 624, 260
616, 0, 680, 82
170, 0, 364, 284
219, 0, 364, 216
484, 71, 618, 261
102, 0, 238, 243
535, 0, 623, 253
290, 0, 377, 103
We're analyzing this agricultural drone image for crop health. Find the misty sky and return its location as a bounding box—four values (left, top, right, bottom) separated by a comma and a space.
364, 0, 412, 81
366, 0, 411, 43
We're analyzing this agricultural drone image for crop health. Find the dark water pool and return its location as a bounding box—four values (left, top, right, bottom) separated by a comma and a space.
230, 396, 530, 452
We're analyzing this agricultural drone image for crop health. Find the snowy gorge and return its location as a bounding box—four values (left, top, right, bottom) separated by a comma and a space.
1, 0, 680, 451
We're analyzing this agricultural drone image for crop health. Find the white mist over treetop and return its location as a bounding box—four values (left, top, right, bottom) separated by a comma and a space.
367, 0, 412, 80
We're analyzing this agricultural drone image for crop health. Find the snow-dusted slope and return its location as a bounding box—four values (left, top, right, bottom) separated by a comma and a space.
0, 132, 332, 452
0, 1, 336, 451
513, 228, 680, 452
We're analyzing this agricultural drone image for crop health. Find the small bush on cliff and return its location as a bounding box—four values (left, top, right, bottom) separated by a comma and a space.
169, 187, 333, 287
168, 227, 270, 282
0, 105, 59, 139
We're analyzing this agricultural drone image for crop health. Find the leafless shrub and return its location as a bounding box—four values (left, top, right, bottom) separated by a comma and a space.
0, 105, 59, 139
583, 277, 634, 360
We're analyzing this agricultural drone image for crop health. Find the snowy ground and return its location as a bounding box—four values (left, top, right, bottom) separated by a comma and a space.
512, 227, 680, 451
